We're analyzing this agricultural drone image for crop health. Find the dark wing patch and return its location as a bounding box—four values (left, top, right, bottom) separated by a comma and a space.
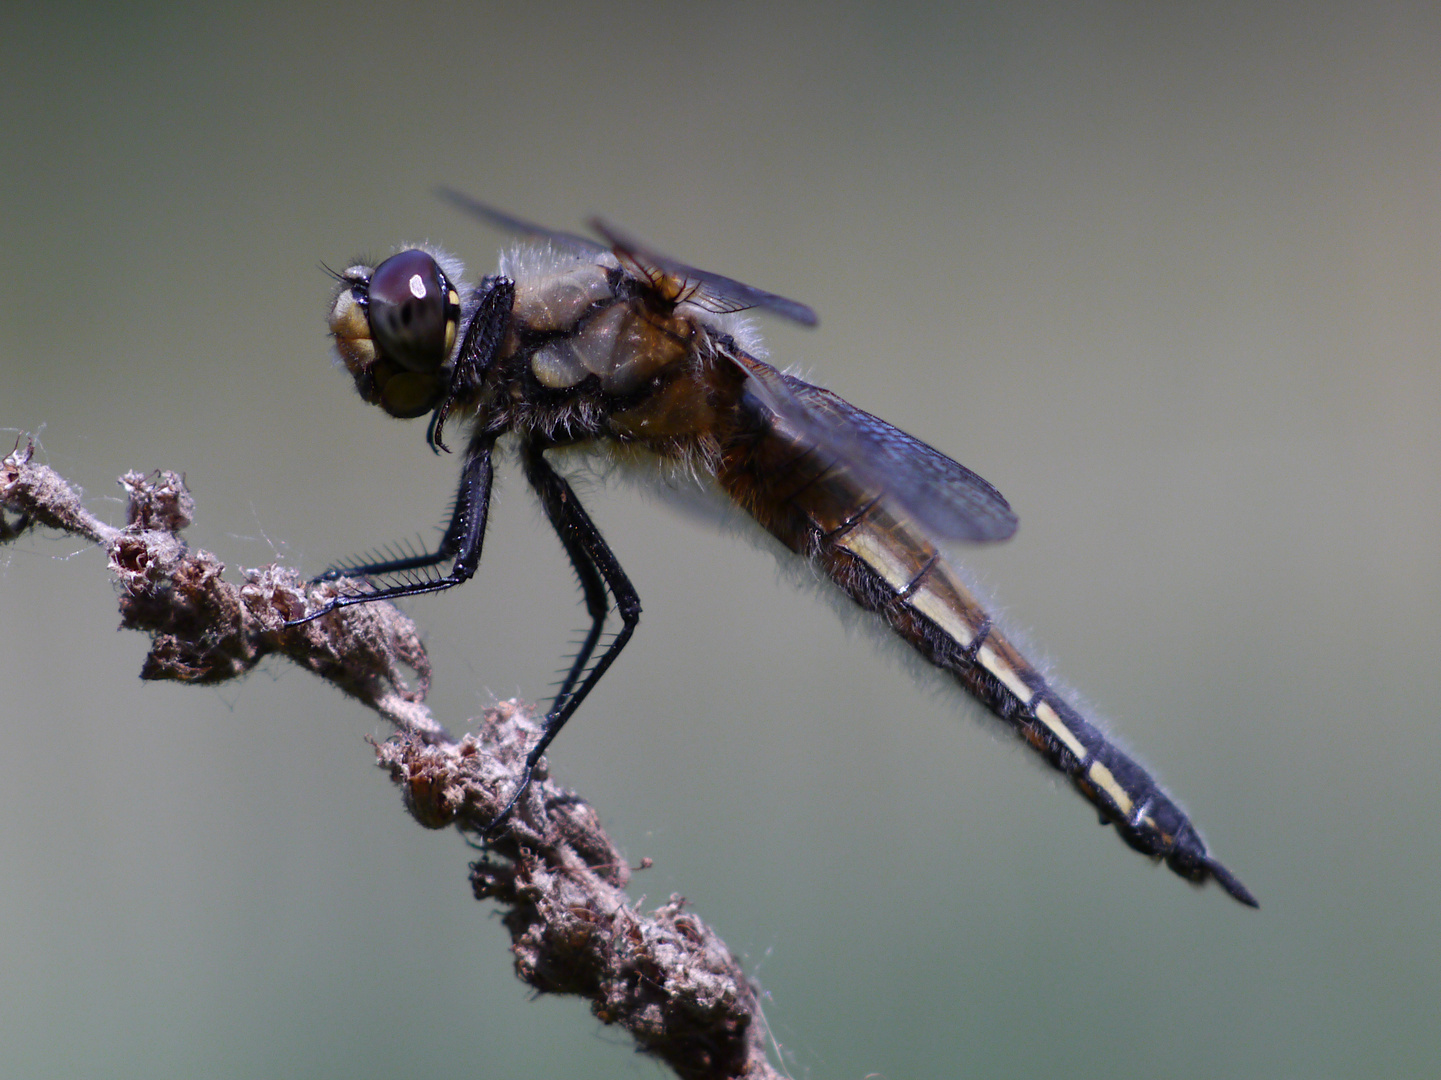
731, 353, 1018, 544
588, 217, 819, 328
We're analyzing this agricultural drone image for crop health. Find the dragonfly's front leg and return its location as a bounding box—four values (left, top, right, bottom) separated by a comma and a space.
287, 435, 495, 625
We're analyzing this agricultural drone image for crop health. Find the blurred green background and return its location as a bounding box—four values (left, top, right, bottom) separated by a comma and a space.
3, 3, 1438, 1077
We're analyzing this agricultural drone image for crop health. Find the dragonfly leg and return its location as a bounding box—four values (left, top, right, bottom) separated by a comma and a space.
484, 438, 641, 832
286, 436, 495, 625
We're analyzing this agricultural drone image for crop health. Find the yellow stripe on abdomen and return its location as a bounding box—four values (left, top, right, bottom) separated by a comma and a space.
1033, 699, 1090, 762
1084, 760, 1135, 818
833, 518, 920, 594
826, 511, 1141, 819
974, 636, 1037, 706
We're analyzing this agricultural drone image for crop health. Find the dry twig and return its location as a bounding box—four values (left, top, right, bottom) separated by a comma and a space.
1, 438, 782, 1080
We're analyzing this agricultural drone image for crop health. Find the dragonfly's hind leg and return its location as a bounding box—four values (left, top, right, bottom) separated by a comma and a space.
482, 438, 641, 833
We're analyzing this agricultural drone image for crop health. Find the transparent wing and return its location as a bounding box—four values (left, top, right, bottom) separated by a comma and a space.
436, 187, 609, 258
587, 217, 819, 328
731, 352, 1018, 544
437, 190, 819, 327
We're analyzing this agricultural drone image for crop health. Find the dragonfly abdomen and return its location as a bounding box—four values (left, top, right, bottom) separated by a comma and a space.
719, 435, 1256, 905
828, 515, 1254, 904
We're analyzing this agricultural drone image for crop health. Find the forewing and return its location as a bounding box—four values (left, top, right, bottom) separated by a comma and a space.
436, 193, 819, 326
436, 188, 609, 258
588, 217, 819, 327
731, 353, 1018, 544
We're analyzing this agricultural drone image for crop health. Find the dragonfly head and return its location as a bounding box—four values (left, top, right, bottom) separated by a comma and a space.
328, 249, 462, 419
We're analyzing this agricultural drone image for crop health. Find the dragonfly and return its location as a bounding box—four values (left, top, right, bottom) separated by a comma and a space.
294, 190, 1256, 907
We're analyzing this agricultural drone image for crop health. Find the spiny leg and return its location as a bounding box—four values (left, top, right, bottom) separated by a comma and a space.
484, 439, 642, 832
287, 435, 495, 624
549, 505, 611, 709
509, 443, 612, 713
428, 275, 514, 453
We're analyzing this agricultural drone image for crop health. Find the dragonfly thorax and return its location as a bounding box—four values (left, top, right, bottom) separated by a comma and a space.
520, 296, 698, 397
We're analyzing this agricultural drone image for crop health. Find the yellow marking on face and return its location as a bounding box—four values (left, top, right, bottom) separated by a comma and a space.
1086, 761, 1135, 817
976, 641, 1036, 705
444, 289, 460, 354
906, 582, 981, 650
1033, 699, 1089, 762
836, 522, 917, 593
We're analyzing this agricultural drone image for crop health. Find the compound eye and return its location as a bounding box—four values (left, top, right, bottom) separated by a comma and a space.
366, 250, 459, 373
